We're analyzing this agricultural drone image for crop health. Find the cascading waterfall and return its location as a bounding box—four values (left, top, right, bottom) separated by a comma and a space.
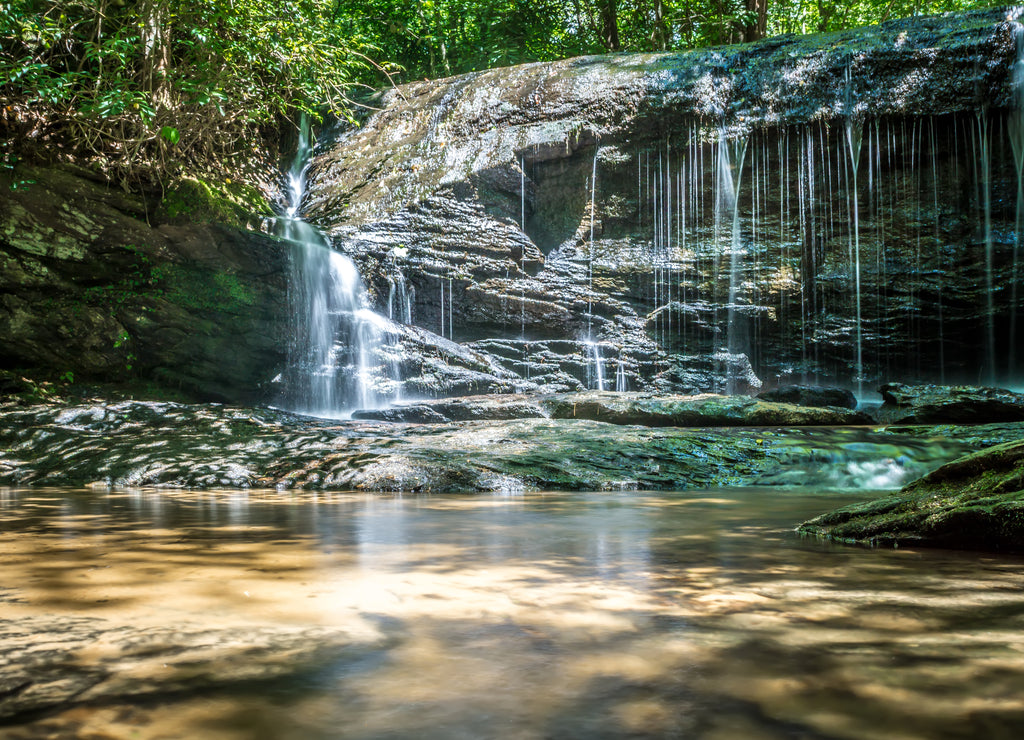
615, 360, 628, 392
289, 90, 1022, 402
927, 118, 946, 383
520, 156, 528, 386
715, 130, 751, 393
386, 264, 413, 325
587, 150, 598, 339
281, 119, 397, 418
587, 341, 607, 390
265, 14, 1024, 405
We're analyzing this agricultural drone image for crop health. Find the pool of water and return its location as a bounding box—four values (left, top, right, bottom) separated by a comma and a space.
2, 487, 1024, 739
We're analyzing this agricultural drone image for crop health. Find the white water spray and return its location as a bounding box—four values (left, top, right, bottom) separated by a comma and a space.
615, 359, 628, 392
587, 341, 606, 391
281, 118, 397, 418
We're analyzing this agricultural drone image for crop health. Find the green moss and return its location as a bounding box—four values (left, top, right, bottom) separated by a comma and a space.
159, 263, 257, 314
159, 177, 271, 227
799, 440, 1024, 552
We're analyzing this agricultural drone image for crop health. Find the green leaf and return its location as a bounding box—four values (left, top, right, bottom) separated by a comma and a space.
160, 126, 180, 145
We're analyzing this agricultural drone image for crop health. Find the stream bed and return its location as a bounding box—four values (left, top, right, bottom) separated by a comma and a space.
2, 486, 1024, 739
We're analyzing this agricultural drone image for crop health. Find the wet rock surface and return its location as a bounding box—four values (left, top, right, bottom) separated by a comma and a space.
353, 390, 871, 425
353, 394, 547, 423
877, 383, 1024, 424
301, 8, 1023, 398
0, 165, 288, 403
1, 398, 1017, 493
798, 440, 1024, 552
757, 385, 859, 410
539, 391, 872, 426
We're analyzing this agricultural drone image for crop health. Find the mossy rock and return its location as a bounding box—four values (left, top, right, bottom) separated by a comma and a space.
539, 391, 872, 427
157, 263, 258, 314
158, 177, 272, 228
798, 440, 1024, 552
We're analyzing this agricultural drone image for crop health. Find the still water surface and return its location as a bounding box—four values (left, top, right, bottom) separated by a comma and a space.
2, 487, 1024, 739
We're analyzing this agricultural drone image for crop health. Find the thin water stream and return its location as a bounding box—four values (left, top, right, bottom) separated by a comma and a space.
2, 487, 1024, 739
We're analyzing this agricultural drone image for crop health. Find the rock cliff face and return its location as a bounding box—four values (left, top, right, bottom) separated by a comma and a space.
0, 165, 288, 402
3, 9, 1022, 406
303, 7, 1024, 399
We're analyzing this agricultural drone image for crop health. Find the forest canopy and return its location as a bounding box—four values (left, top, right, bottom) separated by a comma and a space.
0, 0, 999, 185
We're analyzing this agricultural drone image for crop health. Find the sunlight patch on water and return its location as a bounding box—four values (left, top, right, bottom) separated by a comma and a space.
3, 489, 1024, 739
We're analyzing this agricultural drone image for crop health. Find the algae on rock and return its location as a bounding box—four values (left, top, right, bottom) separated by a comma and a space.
0, 164, 288, 403
798, 440, 1024, 552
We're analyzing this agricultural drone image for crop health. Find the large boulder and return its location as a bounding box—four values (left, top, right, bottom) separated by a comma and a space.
877, 383, 1024, 424
539, 391, 872, 426
798, 440, 1024, 552
301, 8, 1022, 394
757, 385, 859, 410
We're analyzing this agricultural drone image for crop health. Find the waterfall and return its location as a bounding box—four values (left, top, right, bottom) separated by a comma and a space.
587, 341, 606, 391
568, 113, 1021, 392
845, 126, 864, 395
519, 155, 528, 385
280, 118, 397, 418
386, 252, 413, 325
587, 149, 598, 337
716, 130, 750, 393
928, 119, 946, 383
615, 359, 628, 392
975, 109, 997, 384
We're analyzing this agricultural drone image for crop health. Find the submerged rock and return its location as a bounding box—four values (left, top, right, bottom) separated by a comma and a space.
798, 440, 1024, 552
0, 615, 365, 722
877, 383, 1024, 424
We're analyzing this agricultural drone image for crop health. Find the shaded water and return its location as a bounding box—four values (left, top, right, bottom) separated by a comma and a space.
2, 488, 1024, 739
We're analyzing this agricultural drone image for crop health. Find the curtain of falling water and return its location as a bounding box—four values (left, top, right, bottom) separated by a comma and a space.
281, 118, 396, 418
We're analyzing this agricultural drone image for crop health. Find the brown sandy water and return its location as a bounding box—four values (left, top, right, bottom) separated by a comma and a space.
1, 487, 1024, 739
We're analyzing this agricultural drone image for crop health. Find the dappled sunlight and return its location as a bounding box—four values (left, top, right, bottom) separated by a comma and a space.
3, 487, 1024, 739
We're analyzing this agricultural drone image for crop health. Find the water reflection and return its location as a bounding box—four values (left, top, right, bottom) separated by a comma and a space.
1, 488, 1024, 739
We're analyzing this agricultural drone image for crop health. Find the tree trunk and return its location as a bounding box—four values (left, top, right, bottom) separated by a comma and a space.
816, 0, 835, 33
138, 0, 171, 107
743, 0, 768, 42
601, 0, 620, 51
651, 0, 669, 51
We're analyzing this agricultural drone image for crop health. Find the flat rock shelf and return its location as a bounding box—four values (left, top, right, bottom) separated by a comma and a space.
2, 396, 1021, 493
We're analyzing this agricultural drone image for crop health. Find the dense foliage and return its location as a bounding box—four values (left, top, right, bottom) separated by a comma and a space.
0, 0, 373, 184
342, 1, 998, 82
0, 0, 999, 186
